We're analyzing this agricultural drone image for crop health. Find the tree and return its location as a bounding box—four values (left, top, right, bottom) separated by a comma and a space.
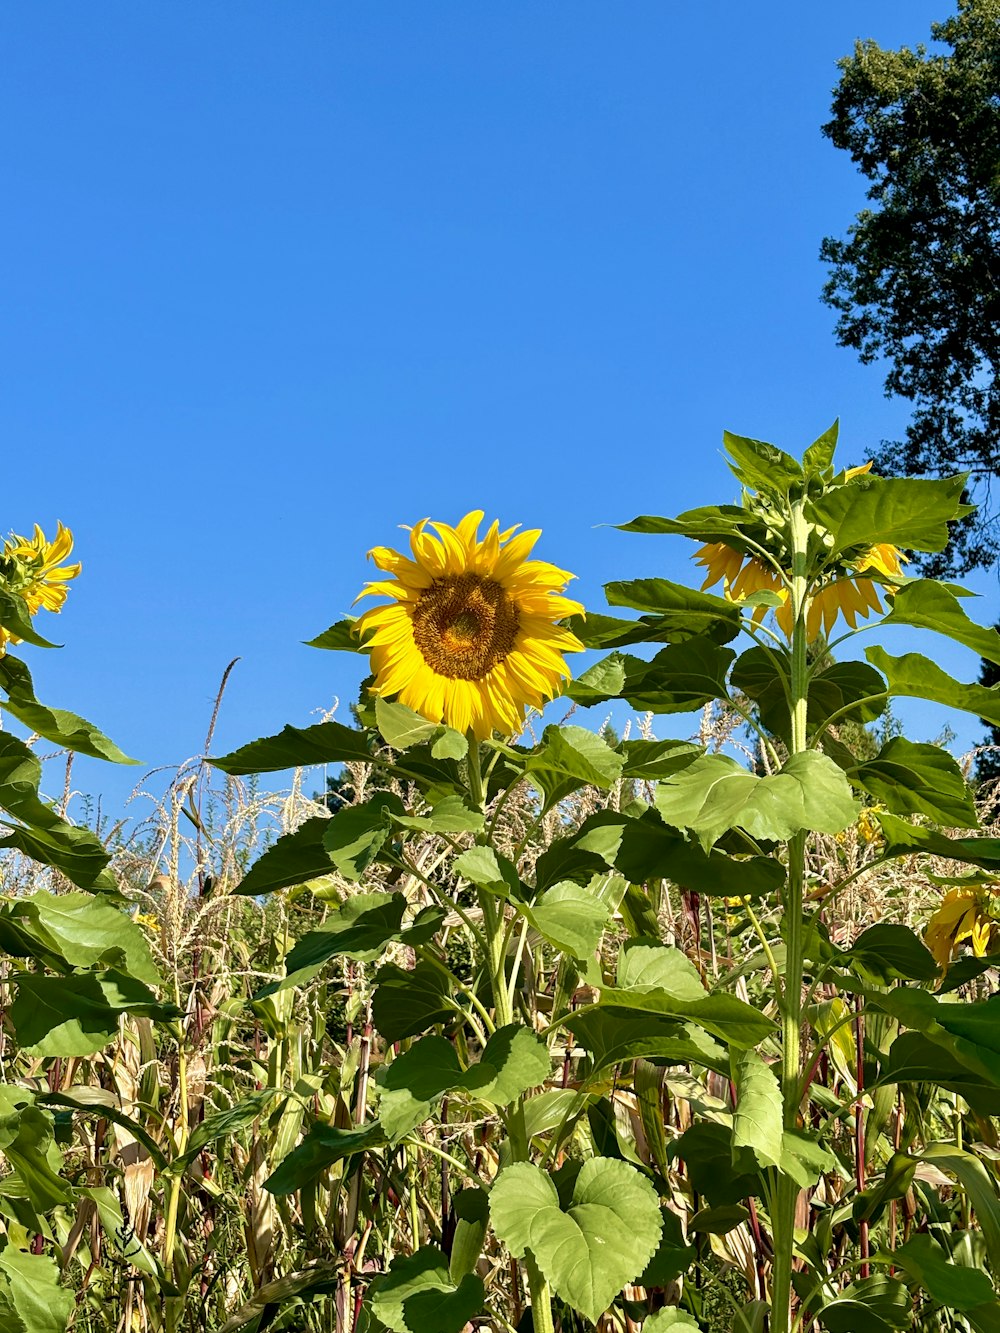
820, 0, 1000, 575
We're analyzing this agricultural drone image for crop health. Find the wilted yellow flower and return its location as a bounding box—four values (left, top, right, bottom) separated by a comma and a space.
0, 521, 81, 653
355, 511, 584, 739
925, 887, 994, 968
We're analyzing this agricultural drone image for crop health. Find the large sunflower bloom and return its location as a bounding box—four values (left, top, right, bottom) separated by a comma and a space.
925, 886, 994, 968
0, 522, 81, 653
354, 511, 584, 739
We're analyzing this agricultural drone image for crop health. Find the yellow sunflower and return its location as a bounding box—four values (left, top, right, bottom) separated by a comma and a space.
354, 511, 584, 739
0, 522, 81, 652
925, 886, 994, 968
694, 538, 907, 642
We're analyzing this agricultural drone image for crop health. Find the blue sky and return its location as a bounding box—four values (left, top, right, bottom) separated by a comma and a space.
1, 1, 990, 822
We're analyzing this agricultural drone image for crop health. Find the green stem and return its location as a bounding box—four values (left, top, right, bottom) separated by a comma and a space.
771, 499, 811, 1333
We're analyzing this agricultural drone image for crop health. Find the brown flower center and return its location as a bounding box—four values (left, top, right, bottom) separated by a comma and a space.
411, 574, 520, 680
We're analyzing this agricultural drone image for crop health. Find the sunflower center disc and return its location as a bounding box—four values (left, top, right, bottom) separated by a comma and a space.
412, 574, 520, 680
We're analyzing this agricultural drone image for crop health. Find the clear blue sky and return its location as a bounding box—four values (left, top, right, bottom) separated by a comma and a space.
1, 1, 989, 820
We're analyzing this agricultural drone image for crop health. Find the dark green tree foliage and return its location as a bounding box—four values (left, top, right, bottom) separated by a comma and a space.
820, 0, 1000, 574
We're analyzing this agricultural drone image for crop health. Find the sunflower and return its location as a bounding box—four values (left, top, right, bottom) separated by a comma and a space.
925, 886, 994, 968
694, 539, 907, 642
354, 511, 584, 739
0, 522, 81, 652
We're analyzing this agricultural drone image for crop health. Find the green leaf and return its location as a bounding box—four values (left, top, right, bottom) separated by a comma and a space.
618, 504, 765, 544
867, 646, 1000, 725
0, 890, 159, 983
614, 639, 736, 715
372, 962, 454, 1043
323, 793, 404, 881
604, 810, 784, 898
264, 1122, 386, 1196
179, 1089, 284, 1167
591, 987, 775, 1049
878, 1032, 1000, 1115
392, 794, 483, 834
0, 591, 58, 649
852, 738, 978, 828
0, 655, 136, 762
0, 733, 63, 830
838, 924, 938, 985
521, 880, 610, 958
375, 699, 467, 759
806, 474, 969, 556
565, 655, 627, 706
232, 817, 334, 897
918, 1145, 1000, 1271
669, 1122, 761, 1205
618, 738, 701, 780
261, 894, 407, 994
0, 820, 117, 895
732, 1048, 783, 1170
0, 1247, 73, 1333
638, 1210, 696, 1287
818, 1276, 912, 1333
453, 845, 523, 898
489, 1158, 662, 1324
644, 1310, 701, 1331
0, 1105, 72, 1211
881, 579, 1000, 665
305, 617, 365, 651
869, 989, 1000, 1089
564, 1009, 728, 1075
892, 1234, 995, 1311
378, 1027, 550, 1141
603, 580, 742, 645
654, 750, 857, 850
525, 726, 625, 798
370, 1247, 485, 1333
781, 1130, 841, 1190
724, 430, 803, 495
617, 942, 706, 998
803, 420, 840, 475
210, 720, 373, 774
10, 970, 176, 1057
449, 1188, 489, 1283
876, 812, 1000, 872
565, 611, 680, 650
39, 1087, 168, 1171
690, 1203, 750, 1234
218, 1264, 342, 1332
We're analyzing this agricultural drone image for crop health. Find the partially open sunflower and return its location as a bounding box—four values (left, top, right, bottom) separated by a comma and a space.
354, 511, 584, 739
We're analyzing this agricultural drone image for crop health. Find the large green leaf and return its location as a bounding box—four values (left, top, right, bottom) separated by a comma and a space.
876, 813, 1000, 872
370, 1247, 485, 1333
731, 1048, 783, 1171
866, 647, 1000, 725
654, 750, 857, 850
524, 726, 624, 799
804, 421, 840, 475
669, 1121, 761, 1205
210, 720, 373, 774
603, 580, 742, 645
217, 1264, 342, 1333
490, 1158, 662, 1324
919, 1145, 1000, 1271
565, 1008, 728, 1075
260, 893, 408, 995
881, 579, 1000, 665
0, 1247, 73, 1333
323, 793, 404, 881
613, 639, 736, 715
618, 504, 767, 545
520, 881, 610, 959
600, 810, 784, 898
0, 1105, 72, 1211
178, 1089, 285, 1168
0, 591, 58, 649
806, 474, 969, 556
590, 986, 775, 1049
264, 1122, 387, 1195
878, 1032, 1000, 1115
0, 655, 135, 763
818, 1276, 912, 1333
232, 817, 334, 897
644, 1311, 701, 1331
377, 1027, 550, 1141
836, 923, 938, 986
851, 737, 978, 828
305, 617, 365, 652
616, 942, 706, 997
617, 738, 701, 779
892, 1234, 995, 1312
371, 962, 455, 1043
0, 890, 159, 983
0, 820, 117, 895
870, 989, 1000, 1088
10, 970, 176, 1057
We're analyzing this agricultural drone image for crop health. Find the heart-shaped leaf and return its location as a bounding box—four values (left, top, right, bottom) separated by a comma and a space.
490, 1158, 662, 1323
370, 1247, 485, 1333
